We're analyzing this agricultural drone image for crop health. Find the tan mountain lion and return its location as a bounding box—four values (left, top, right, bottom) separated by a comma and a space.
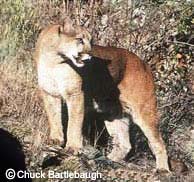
90, 45, 169, 171
34, 19, 92, 152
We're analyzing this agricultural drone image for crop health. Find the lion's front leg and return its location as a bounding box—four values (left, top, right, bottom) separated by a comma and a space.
65, 92, 84, 153
40, 90, 64, 146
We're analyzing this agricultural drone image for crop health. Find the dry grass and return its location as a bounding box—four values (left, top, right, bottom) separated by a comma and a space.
0, 49, 49, 166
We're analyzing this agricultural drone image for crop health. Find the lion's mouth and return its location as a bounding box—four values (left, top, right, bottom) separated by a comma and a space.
75, 53, 91, 64
72, 54, 83, 65
57, 52, 91, 67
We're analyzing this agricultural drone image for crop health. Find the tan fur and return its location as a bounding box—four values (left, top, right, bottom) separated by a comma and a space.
90, 45, 169, 171
34, 19, 91, 151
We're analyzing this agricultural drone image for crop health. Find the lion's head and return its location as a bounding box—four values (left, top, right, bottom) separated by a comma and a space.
57, 18, 92, 67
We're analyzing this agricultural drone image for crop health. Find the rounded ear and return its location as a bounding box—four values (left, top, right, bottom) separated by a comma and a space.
58, 25, 63, 35
58, 18, 75, 35
75, 26, 85, 37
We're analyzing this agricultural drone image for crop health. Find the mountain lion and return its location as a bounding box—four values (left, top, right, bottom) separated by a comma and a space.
90, 45, 169, 171
34, 19, 91, 152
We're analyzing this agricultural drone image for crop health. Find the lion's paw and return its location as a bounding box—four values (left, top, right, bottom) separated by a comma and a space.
64, 146, 82, 156
49, 138, 64, 147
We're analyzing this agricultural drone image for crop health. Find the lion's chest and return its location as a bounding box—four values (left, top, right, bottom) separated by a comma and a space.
37, 62, 60, 96
37, 61, 82, 97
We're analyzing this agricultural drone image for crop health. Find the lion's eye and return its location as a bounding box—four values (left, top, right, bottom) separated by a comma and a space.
77, 38, 84, 44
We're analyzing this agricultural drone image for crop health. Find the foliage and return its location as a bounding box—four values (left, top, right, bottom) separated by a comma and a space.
0, 0, 40, 59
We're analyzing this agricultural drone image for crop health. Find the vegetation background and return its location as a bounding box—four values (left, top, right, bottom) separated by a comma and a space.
0, 0, 193, 181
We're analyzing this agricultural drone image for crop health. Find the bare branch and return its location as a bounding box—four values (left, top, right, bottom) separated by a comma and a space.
167, 40, 194, 47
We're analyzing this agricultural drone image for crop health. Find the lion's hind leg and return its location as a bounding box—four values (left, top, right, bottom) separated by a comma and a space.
131, 101, 169, 172
105, 118, 131, 162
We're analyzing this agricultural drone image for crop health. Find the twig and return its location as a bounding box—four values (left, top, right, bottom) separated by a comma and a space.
167, 40, 194, 47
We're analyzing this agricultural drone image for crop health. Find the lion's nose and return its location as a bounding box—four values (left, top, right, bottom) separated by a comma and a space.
88, 45, 92, 52
84, 42, 91, 53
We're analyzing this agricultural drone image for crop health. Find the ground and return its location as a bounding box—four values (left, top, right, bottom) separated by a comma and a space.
0, 93, 193, 181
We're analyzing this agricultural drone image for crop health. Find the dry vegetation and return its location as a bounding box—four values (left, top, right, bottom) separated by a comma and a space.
0, 0, 194, 181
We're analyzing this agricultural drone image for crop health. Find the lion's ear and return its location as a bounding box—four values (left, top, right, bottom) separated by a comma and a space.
58, 25, 63, 35
58, 18, 75, 35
